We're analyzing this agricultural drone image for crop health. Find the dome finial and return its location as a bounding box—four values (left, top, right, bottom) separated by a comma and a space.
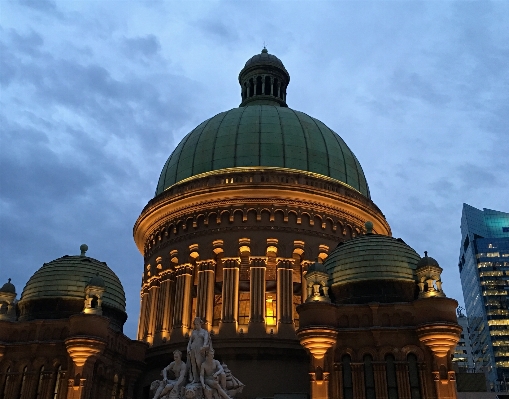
80, 244, 88, 256
424, 250, 428, 257
365, 221, 374, 234
8, 278, 11, 283
239, 48, 290, 107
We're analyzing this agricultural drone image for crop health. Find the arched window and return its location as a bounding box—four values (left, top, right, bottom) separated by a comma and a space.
17, 366, 27, 399
52, 366, 62, 399
342, 354, 353, 399
91, 296, 98, 308
385, 354, 398, 399
35, 366, 45, 399
408, 354, 422, 399
1, 367, 10, 399
363, 354, 376, 399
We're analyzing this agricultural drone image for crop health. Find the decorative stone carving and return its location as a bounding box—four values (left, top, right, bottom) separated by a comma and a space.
187, 317, 211, 383
151, 331, 244, 399
152, 350, 187, 399
415, 252, 446, 298
304, 262, 330, 303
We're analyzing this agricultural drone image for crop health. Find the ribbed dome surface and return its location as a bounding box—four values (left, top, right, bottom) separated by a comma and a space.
20, 255, 126, 312
325, 235, 420, 286
0, 280, 15, 294
244, 50, 287, 71
156, 106, 370, 197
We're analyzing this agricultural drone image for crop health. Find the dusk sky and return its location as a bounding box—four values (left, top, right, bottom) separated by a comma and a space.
1, 1, 508, 339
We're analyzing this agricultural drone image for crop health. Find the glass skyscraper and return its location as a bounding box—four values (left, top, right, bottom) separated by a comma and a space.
458, 204, 509, 390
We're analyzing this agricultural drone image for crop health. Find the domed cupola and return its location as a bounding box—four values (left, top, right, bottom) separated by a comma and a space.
18, 245, 127, 331
239, 47, 290, 107
415, 251, 446, 298
324, 221, 421, 304
0, 278, 17, 321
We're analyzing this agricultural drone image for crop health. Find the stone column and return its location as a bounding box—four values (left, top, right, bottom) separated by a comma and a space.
220, 258, 240, 336
277, 259, 294, 337
261, 75, 266, 94
270, 77, 274, 96
171, 264, 194, 341
160, 274, 175, 341
249, 258, 266, 335
196, 260, 216, 329
395, 362, 411, 399
418, 363, 431, 399
351, 363, 366, 399
333, 363, 343, 399
37, 371, 54, 399
137, 289, 148, 340
146, 282, 159, 344
373, 362, 388, 399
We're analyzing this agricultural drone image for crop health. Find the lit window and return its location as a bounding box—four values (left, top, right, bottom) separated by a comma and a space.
265, 294, 276, 326
487, 252, 500, 257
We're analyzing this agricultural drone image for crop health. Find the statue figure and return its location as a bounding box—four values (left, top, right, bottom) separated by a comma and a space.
200, 350, 230, 399
187, 317, 211, 383
221, 363, 244, 397
152, 350, 187, 399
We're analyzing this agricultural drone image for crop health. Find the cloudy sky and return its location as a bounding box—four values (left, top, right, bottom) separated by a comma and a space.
1, 0, 508, 338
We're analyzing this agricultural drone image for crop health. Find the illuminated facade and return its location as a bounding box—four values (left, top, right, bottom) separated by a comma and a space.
134, 49, 462, 399
0, 246, 147, 399
0, 49, 466, 399
458, 204, 509, 390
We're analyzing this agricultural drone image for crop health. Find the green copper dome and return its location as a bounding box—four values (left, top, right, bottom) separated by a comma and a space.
326, 235, 420, 284
156, 105, 370, 197
325, 230, 421, 303
20, 251, 126, 312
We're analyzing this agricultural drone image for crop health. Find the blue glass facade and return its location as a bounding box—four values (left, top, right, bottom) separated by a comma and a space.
459, 204, 509, 390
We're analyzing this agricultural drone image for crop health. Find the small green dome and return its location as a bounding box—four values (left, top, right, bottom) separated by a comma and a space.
325, 234, 421, 303
0, 279, 15, 294
156, 106, 370, 197
20, 253, 126, 312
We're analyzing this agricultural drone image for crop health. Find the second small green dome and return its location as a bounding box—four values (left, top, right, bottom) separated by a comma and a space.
325, 234, 420, 285
156, 105, 370, 197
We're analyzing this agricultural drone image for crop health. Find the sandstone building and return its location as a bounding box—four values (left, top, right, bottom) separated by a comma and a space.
0, 49, 462, 399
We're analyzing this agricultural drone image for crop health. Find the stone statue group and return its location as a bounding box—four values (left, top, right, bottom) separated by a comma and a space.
151, 317, 244, 399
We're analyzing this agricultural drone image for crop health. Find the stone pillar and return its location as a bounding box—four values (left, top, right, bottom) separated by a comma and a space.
249, 258, 266, 335
333, 363, 343, 399
373, 362, 388, 399
196, 260, 216, 329
37, 371, 54, 399
418, 363, 431, 399
277, 259, 294, 337
395, 362, 411, 399
270, 77, 274, 96
171, 264, 194, 341
220, 258, 240, 336
146, 282, 159, 344
160, 275, 175, 341
352, 363, 366, 399
261, 75, 266, 94
137, 289, 148, 340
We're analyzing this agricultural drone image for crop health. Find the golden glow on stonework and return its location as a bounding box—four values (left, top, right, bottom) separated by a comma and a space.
162, 166, 366, 197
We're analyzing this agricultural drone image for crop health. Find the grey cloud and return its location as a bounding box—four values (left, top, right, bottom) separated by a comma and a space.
122, 35, 161, 58
18, 0, 58, 14
391, 70, 451, 105
457, 163, 497, 189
